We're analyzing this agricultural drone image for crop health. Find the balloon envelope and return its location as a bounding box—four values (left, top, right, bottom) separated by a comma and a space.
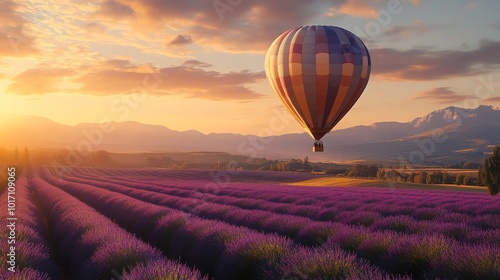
265, 25, 371, 140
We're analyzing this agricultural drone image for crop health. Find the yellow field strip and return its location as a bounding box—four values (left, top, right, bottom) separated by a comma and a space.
288, 177, 486, 192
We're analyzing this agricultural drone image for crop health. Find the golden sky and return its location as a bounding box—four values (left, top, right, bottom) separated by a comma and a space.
1, 0, 500, 135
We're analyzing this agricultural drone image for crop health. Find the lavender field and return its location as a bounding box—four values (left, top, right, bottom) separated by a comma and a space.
1, 167, 499, 279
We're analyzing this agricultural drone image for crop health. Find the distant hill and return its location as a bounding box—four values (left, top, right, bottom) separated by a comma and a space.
1, 105, 499, 164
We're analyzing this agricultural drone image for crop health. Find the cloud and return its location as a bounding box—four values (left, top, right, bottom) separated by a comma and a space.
7, 58, 265, 100
327, 0, 420, 18
465, 2, 478, 10
329, 0, 383, 18
0, 1, 38, 56
371, 40, 500, 80
7, 68, 75, 95
76, 61, 266, 100
83, 22, 108, 34
414, 87, 470, 104
99, 0, 427, 53
102, 0, 329, 53
182, 60, 212, 68
384, 21, 433, 37
162, 35, 195, 58
94, 0, 135, 20
483, 96, 500, 103
167, 34, 193, 46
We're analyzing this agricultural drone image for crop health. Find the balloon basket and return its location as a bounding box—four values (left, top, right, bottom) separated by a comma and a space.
313, 146, 324, 152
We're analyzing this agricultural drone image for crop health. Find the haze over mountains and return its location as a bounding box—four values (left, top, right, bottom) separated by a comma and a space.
1, 105, 499, 164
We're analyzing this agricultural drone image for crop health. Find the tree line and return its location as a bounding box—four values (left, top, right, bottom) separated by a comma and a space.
330, 146, 500, 196
376, 169, 477, 186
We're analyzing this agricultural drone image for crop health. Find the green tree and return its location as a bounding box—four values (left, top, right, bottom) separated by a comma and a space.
434, 172, 444, 184
213, 160, 229, 170
302, 156, 311, 170
346, 164, 378, 178
426, 173, 436, 184
456, 174, 466, 186
281, 161, 290, 172
408, 172, 417, 183
443, 172, 454, 184
463, 176, 470, 186
367, 164, 379, 178
377, 169, 386, 180
288, 159, 303, 171
417, 171, 427, 184
478, 146, 500, 196
325, 167, 347, 176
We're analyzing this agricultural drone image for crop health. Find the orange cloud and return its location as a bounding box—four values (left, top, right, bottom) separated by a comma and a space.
332, 0, 382, 18
104, 0, 428, 53
76, 60, 266, 100
328, 0, 421, 19
96, 0, 325, 53
414, 87, 469, 104
7, 59, 266, 100
7, 68, 75, 95
0, 1, 38, 56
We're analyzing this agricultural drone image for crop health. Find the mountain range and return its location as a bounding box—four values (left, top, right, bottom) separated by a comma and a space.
1, 105, 499, 164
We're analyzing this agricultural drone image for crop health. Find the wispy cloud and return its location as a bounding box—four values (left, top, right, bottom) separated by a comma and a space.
482, 96, 500, 103
465, 1, 479, 10
94, 0, 135, 21
328, 0, 383, 18
6, 59, 266, 100
414, 87, 469, 104
327, 0, 420, 18
7, 68, 75, 95
0, 0, 38, 56
94, 0, 327, 53
167, 34, 193, 46
182, 60, 211, 68
372, 40, 500, 80
384, 21, 434, 37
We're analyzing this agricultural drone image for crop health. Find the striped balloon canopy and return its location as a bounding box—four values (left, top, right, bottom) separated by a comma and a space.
265, 25, 371, 141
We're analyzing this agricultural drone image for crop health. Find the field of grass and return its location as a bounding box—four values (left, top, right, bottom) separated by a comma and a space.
0, 167, 498, 279
289, 176, 487, 192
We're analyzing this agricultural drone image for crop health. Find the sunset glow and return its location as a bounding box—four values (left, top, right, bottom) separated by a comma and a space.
1, 0, 500, 135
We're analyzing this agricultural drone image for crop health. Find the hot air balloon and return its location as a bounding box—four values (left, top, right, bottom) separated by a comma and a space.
265, 25, 371, 152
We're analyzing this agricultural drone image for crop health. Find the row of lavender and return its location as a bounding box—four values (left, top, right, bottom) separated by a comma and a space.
44, 166, 500, 279
70, 167, 498, 218
0, 168, 205, 279
0, 173, 60, 279
60, 167, 499, 247
79, 167, 318, 183
38, 166, 391, 279
64, 166, 496, 220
